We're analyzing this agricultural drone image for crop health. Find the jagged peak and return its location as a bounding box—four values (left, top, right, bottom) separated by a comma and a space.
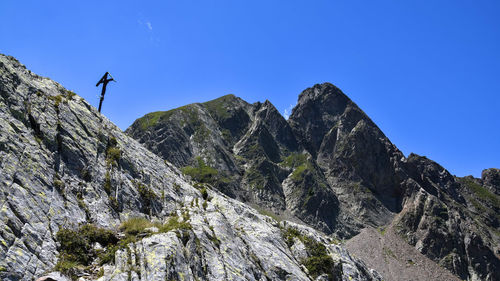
289, 83, 350, 126
295, 82, 348, 106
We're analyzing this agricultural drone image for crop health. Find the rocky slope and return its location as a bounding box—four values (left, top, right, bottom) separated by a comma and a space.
0, 54, 386, 281
128, 84, 500, 280
345, 226, 461, 281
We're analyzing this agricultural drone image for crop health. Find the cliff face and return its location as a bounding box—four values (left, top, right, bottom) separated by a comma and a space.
128, 83, 500, 280
0, 54, 383, 281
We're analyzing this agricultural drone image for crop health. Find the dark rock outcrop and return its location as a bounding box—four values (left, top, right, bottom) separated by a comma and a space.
128, 82, 500, 280
482, 168, 500, 195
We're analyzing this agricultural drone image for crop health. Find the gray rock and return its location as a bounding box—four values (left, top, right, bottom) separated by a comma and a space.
0, 54, 382, 281
482, 168, 500, 195
127, 80, 500, 280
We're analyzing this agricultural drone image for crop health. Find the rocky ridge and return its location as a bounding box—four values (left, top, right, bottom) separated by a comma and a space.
128, 83, 500, 280
0, 54, 385, 281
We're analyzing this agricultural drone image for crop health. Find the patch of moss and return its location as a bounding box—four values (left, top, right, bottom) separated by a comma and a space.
203, 94, 235, 120
281, 153, 307, 168
135, 110, 174, 131
181, 157, 219, 184
200, 186, 208, 200
282, 227, 336, 279
48, 95, 63, 107
462, 178, 500, 208
63, 89, 76, 99
291, 164, 308, 182
281, 153, 313, 182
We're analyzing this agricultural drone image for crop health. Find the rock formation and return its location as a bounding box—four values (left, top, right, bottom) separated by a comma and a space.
0, 54, 385, 281
128, 83, 500, 280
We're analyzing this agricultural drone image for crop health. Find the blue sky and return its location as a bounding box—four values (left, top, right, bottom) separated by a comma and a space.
1, 1, 499, 177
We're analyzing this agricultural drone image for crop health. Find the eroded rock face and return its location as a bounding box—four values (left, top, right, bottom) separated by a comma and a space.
0, 54, 382, 281
127, 81, 499, 280
126, 91, 345, 236
482, 168, 500, 195
289, 83, 407, 228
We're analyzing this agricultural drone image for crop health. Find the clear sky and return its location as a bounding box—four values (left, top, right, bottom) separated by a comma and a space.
1, 1, 499, 177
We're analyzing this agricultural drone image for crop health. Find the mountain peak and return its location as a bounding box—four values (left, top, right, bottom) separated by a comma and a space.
294, 82, 349, 111
288, 82, 358, 156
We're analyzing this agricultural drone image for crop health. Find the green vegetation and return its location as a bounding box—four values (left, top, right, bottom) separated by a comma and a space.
203, 94, 235, 120
193, 125, 210, 144
206, 225, 221, 248
53, 173, 65, 192
119, 215, 192, 236
97, 267, 104, 278
105, 137, 121, 167
103, 171, 112, 195
106, 147, 121, 166
245, 167, 267, 190
182, 157, 218, 183
158, 215, 192, 233
54, 214, 194, 278
200, 186, 209, 200
0, 265, 6, 272
181, 157, 229, 187
221, 129, 232, 143
281, 153, 311, 182
135, 105, 212, 144
462, 178, 500, 208
63, 89, 76, 99
281, 153, 308, 169
470, 198, 487, 213
131, 180, 158, 214
302, 188, 315, 208
80, 168, 92, 182
54, 224, 118, 280
282, 227, 336, 279
48, 95, 63, 107
135, 111, 169, 130
255, 207, 281, 221
377, 227, 387, 235
291, 164, 309, 182
119, 217, 156, 236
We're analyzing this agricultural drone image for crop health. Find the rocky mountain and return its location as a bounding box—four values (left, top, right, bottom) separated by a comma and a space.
127, 83, 500, 280
0, 54, 389, 281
